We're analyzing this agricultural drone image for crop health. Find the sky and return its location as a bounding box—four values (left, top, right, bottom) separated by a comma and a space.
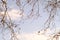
0, 0, 60, 40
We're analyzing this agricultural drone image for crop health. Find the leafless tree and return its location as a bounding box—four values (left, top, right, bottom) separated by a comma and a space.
0, 0, 60, 40
38, 0, 60, 40
0, 0, 40, 40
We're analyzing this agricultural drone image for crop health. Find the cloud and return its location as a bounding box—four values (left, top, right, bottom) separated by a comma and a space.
1, 9, 25, 21
16, 30, 60, 40
7, 9, 22, 20
0, 9, 19, 20
16, 33, 49, 40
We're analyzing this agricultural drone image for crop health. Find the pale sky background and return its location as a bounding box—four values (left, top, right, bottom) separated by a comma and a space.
0, 0, 60, 40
